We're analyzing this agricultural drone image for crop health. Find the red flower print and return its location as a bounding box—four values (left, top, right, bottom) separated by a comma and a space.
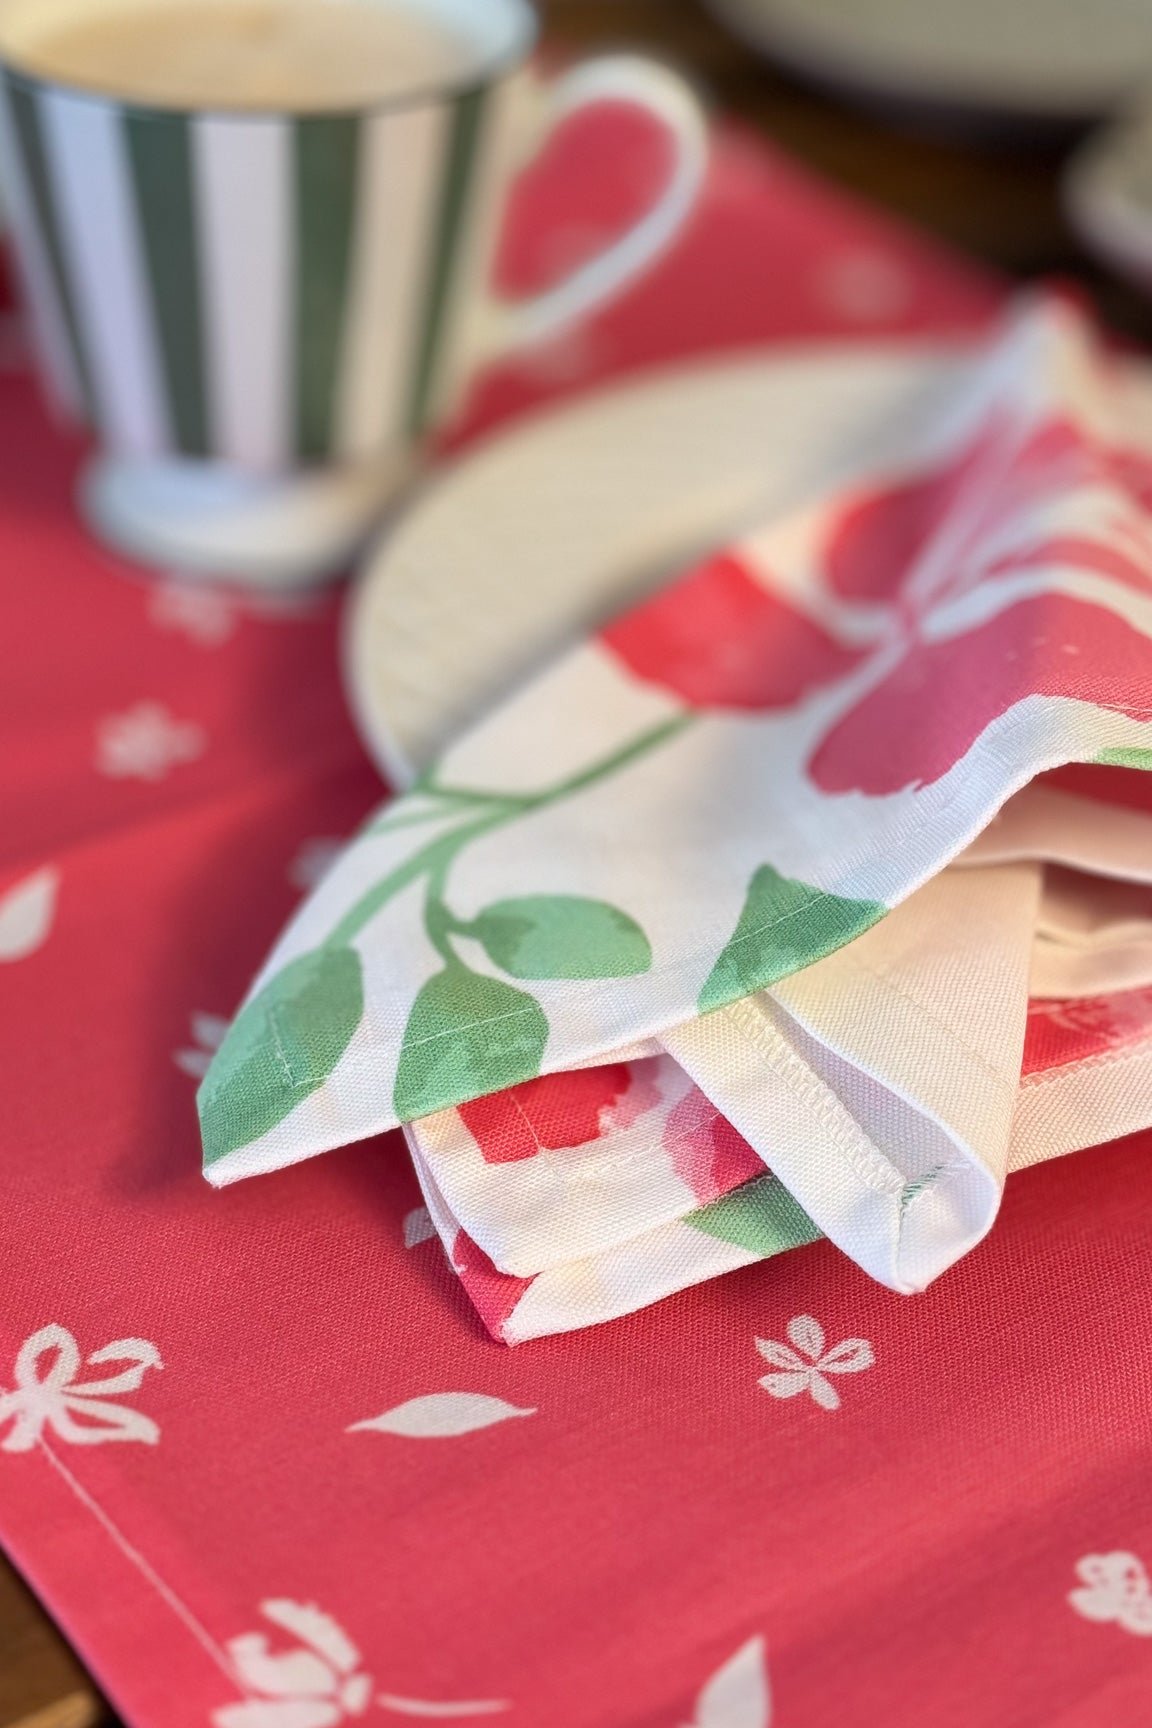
810, 593, 1152, 795
450, 1230, 533, 1340
1110, 445, 1152, 511
1024, 986, 1152, 1075
663, 1087, 763, 1205
458, 1063, 637, 1163
809, 409, 1152, 795
600, 553, 865, 710
825, 416, 1011, 607
825, 415, 1140, 610
981, 535, 1152, 601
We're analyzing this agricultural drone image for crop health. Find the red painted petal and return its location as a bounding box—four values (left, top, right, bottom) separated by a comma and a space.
809, 594, 1152, 795
663, 1087, 763, 1205
458, 1064, 634, 1163
1109, 445, 1152, 512
824, 414, 1098, 608
601, 553, 865, 710
1023, 988, 1152, 1075
983, 534, 1152, 600
826, 465, 972, 606
825, 416, 1016, 605
450, 1229, 535, 1340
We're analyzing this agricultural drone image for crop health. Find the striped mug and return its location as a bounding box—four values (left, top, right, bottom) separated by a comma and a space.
0, 0, 708, 582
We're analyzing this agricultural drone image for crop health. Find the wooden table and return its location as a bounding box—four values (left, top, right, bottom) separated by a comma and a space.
546, 0, 1152, 340
3, 1, 1146, 1721
0, 1565, 104, 1728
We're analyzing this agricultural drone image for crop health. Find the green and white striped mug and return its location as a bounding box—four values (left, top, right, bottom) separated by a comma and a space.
0, 0, 708, 582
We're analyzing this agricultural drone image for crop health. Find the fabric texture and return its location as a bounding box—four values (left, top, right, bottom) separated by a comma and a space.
5, 117, 1152, 1728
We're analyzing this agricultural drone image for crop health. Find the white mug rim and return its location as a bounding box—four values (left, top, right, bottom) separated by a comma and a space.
0, 0, 537, 120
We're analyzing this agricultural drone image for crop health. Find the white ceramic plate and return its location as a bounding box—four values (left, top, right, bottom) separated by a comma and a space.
705, 0, 1152, 129
1065, 103, 1152, 291
345, 342, 978, 783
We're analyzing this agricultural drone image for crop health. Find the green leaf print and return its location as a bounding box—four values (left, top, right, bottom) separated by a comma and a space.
469, 895, 652, 980
699, 864, 886, 1012
393, 964, 549, 1121
199, 945, 363, 1165
688, 1175, 821, 1256
1095, 746, 1152, 771
201, 716, 695, 1168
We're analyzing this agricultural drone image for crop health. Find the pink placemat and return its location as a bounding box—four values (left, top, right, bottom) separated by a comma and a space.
4, 115, 1150, 1727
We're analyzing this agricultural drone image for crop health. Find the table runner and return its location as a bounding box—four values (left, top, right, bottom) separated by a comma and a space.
4, 115, 1150, 1726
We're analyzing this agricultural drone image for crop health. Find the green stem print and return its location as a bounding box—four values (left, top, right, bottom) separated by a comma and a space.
1095, 746, 1152, 771
200, 715, 690, 1163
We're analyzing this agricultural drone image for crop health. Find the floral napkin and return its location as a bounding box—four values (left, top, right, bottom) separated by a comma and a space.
407, 856, 1152, 1341
963, 775, 1152, 992
199, 292, 1152, 1335
409, 988, 1152, 1343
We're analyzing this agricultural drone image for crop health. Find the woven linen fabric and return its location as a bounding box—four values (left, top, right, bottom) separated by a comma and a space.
7, 115, 1152, 1728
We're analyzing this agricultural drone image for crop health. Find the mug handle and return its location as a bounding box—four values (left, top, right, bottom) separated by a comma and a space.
473, 54, 708, 362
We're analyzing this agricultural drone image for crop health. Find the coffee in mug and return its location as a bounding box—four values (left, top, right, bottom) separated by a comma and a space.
10, 0, 478, 111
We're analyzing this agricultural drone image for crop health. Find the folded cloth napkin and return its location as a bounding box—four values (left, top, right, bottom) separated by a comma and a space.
414, 996, 1152, 1346
408, 845, 1152, 1277
199, 292, 1152, 1334
406, 858, 1152, 1340
409, 862, 1038, 1279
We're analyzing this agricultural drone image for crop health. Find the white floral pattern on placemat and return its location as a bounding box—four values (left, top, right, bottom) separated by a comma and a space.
0, 866, 58, 961
755, 1316, 873, 1411
150, 582, 238, 647
213, 1601, 372, 1728
0, 1325, 162, 1452
687, 1636, 771, 1728
348, 1394, 536, 1439
213, 1602, 509, 1725
174, 1013, 229, 1081
1069, 1553, 1152, 1635
96, 701, 205, 781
